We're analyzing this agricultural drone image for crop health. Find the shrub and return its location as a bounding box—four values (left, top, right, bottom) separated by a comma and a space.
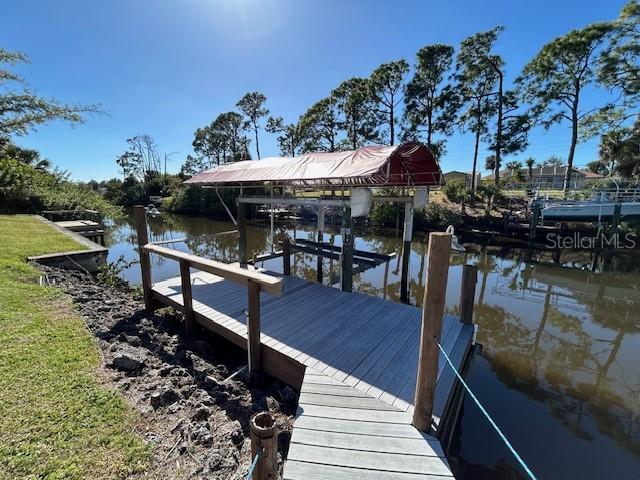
164, 185, 237, 218
415, 203, 462, 230
369, 202, 401, 227
0, 157, 121, 218
443, 179, 471, 204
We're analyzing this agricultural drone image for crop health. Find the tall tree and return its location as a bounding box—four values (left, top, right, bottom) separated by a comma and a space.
369, 59, 409, 145
598, 1, 640, 112
0, 47, 99, 140
179, 154, 205, 178
403, 44, 456, 157
332, 78, 379, 150
116, 135, 162, 182
453, 33, 499, 196
517, 22, 614, 192
192, 123, 226, 167
599, 118, 640, 178
298, 97, 340, 152
236, 91, 268, 159
266, 116, 302, 156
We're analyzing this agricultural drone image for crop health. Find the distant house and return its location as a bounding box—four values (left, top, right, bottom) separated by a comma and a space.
501, 166, 586, 189
583, 170, 604, 182
443, 171, 481, 190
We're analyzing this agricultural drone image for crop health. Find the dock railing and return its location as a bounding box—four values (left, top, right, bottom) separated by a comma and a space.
133, 205, 283, 375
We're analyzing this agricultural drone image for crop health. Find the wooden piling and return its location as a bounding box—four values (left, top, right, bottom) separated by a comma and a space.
400, 202, 414, 303
133, 205, 154, 310
340, 207, 354, 292
238, 202, 247, 268
282, 237, 291, 275
459, 264, 477, 325
412, 232, 451, 432
247, 279, 262, 373
250, 412, 278, 480
316, 207, 325, 284
179, 259, 194, 337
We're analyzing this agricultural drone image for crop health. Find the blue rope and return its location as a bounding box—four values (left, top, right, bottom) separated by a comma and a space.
245, 449, 262, 479
437, 342, 538, 480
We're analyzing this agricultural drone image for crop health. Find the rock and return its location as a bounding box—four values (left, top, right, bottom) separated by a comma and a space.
150, 387, 181, 409
206, 451, 237, 472
175, 349, 193, 367
144, 431, 161, 444
192, 405, 211, 422
111, 346, 146, 371
218, 419, 243, 446
192, 425, 214, 446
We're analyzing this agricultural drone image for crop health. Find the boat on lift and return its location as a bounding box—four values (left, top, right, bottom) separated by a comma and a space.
535, 188, 640, 222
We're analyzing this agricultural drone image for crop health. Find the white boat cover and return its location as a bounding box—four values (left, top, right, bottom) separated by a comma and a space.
185, 142, 442, 187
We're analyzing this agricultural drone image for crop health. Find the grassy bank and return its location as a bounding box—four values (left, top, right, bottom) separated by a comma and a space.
0, 215, 148, 479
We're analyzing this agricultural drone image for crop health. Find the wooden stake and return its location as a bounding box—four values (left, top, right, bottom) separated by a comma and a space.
412, 232, 451, 432
247, 279, 262, 373
459, 264, 478, 325
250, 412, 278, 479
179, 259, 194, 337
133, 205, 154, 310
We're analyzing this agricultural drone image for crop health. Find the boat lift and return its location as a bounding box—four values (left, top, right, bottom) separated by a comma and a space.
185, 142, 443, 301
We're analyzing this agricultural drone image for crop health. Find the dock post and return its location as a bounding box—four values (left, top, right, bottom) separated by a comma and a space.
133, 205, 154, 310
282, 237, 291, 276
528, 201, 540, 247
400, 201, 414, 303
250, 412, 278, 480
459, 264, 477, 325
340, 207, 354, 292
247, 279, 262, 373
238, 202, 248, 268
317, 207, 325, 283
179, 259, 194, 337
412, 232, 452, 432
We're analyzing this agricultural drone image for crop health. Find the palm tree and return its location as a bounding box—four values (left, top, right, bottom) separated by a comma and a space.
525, 157, 535, 182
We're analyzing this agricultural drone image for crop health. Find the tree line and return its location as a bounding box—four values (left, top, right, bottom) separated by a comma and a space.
180, 1, 639, 193
1, 2, 638, 210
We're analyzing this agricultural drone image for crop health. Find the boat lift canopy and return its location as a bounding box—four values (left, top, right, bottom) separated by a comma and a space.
185, 142, 442, 188
184, 142, 441, 297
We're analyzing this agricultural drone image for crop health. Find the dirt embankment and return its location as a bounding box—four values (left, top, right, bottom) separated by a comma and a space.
37, 265, 297, 480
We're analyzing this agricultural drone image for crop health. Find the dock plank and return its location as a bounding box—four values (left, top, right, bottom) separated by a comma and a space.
151, 270, 475, 480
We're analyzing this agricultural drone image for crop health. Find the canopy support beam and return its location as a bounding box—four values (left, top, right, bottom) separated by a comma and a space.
236, 195, 417, 208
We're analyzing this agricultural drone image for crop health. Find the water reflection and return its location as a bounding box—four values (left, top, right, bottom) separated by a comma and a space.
105, 212, 640, 479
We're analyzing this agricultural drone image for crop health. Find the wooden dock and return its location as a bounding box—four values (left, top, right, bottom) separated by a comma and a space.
151, 270, 473, 478
132, 205, 477, 479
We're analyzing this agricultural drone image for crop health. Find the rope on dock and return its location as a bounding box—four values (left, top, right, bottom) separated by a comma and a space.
245, 448, 262, 479
437, 342, 538, 480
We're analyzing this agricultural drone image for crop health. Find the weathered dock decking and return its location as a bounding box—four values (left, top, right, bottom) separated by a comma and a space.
151, 270, 474, 478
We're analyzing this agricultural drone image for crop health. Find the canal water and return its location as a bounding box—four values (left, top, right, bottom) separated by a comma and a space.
105, 211, 640, 479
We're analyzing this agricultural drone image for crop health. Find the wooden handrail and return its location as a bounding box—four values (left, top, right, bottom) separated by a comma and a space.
143, 243, 283, 297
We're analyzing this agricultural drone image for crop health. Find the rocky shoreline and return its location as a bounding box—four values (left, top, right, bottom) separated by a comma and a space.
37, 264, 297, 480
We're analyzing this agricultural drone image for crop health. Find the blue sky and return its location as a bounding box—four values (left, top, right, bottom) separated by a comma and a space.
1, 0, 629, 181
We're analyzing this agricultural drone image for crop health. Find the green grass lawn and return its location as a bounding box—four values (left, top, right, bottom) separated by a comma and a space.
0, 215, 149, 479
